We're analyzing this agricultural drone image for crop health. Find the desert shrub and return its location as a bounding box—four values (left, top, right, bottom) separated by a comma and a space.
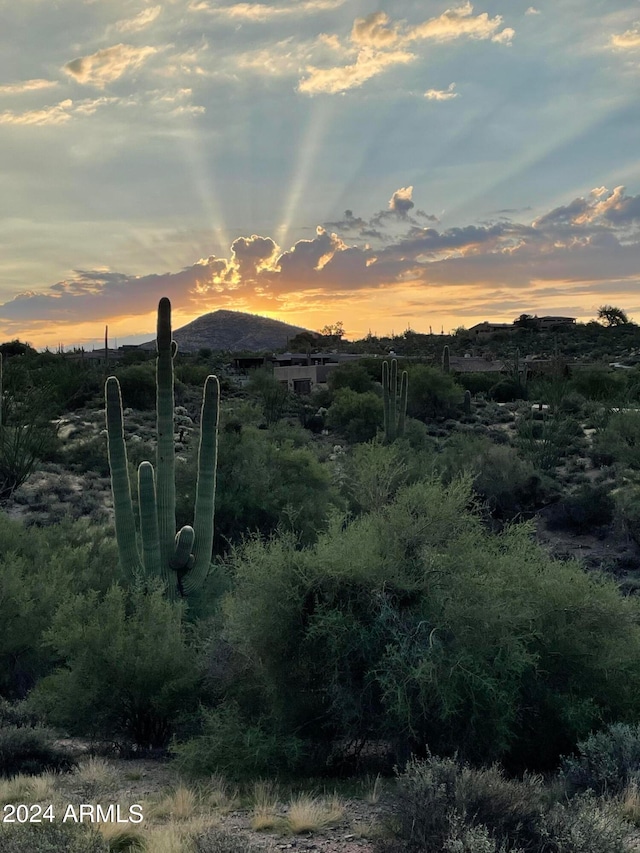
591, 411, 640, 471
0, 822, 107, 853
177, 423, 340, 554
172, 702, 304, 781
221, 477, 640, 773
247, 367, 290, 425
456, 373, 496, 396
0, 516, 122, 697
0, 723, 76, 777
614, 486, 640, 546
435, 434, 554, 518
489, 378, 526, 403
571, 367, 627, 402
326, 388, 383, 443
385, 754, 543, 851
328, 362, 375, 394
380, 754, 630, 853
61, 434, 110, 475
27, 583, 201, 749
342, 441, 410, 514
516, 414, 580, 470
406, 365, 462, 420
545, 484, 615, 533
560, 723, 640, 795
538, 793, 630, 853
115, 363, 157, 410
175, 362, 213, 387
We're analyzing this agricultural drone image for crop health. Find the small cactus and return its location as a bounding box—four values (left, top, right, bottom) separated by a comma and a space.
105, 298, 220, 600
382, 359, 408, 443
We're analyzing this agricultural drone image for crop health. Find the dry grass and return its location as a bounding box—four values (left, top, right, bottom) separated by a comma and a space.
363, 772, 383, 804
97, 820, 146, 851
73, 756, 118, 791
201, 773, 240, 813
251, 780, 281, 831
142, 824, 193, 853
0, 774, 32, 804
152, 785, 200, 822
620, 780, 640, 825
286, 794, 345, 834
25, 771, 58, 802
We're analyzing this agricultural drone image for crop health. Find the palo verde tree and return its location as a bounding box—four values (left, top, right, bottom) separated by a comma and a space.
597, 305, 630, 326
105, 297, 220, 600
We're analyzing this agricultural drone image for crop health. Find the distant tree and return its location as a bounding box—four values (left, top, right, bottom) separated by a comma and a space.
288, 331, 321, 352
320, 321, 345, 340
0, 339, 36, 358
597, 305, 630, 326
514, 314, 538, 330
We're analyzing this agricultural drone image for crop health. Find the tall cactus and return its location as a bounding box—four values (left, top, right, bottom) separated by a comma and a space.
463, 389, 472, 415
105, 297, 220, 600
442, 345, 450, 373
382, 358, 408, 443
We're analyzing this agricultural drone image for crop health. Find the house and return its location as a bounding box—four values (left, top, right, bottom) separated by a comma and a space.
63, 348, 124, 365
536, 316, 576, 329
467, 322, 514, 339
273, 363, 339, 394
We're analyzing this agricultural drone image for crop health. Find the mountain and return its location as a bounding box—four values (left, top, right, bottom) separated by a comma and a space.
138, 309, 314, 353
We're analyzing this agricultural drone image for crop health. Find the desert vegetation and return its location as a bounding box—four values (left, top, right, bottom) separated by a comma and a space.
4, 304, 640, 851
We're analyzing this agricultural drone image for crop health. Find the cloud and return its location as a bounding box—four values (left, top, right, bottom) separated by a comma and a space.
425, 82, 458, 100
5, 187, 640, 332
525, 7, 540, 15
189, 0, 344, 20
299, 47, 415, 94
404, 2, 513, 45
0, 96, 123, 126
64, 44, 158, 88
611, 25, 640, 50
298, 4, 514, 94
113, 5, 162, 34
0, 99, 74, 126
0, 78, 58, 95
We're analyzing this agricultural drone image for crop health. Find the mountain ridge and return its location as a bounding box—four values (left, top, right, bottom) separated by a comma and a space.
138, 309, 314, 353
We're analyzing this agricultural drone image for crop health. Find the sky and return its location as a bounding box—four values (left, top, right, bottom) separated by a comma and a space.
1, 0, 640, 349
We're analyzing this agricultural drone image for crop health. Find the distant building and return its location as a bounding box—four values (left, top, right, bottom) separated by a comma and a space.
63, 347, 124, 365
536, 316, 576, 329
467, 322, 514, 340
274, 363, 339, 394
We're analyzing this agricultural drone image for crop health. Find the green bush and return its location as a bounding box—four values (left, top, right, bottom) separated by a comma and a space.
0, 516, 121, 697
115, 363, 157, 410
378, 754, 630, 853
0, 723, 76, 777
221, 477, 640, 773
177, 423, 340, 554
28, 583, 201, 749
0, 822, 107, 853
326, 388, 383, 442
384, 754, 543, 852
327, 361, 375, 394
545, 484, 615, 533
435, 434, 554, 518
591, 411, 640, 470
172, 702, 303, 781
406, 365, 462, 420
560, 722, 640, 795
571, 367, 627, 402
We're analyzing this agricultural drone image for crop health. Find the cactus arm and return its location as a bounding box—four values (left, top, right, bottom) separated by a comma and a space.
398, 370, 408, 436
382, 360, 390, 442
138, 461, 162, 581
156, 297, 177, 578
184, 375, 220, 594
105, 376, 142, 575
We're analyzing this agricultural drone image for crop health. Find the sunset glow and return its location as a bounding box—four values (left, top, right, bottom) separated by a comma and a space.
2, 1, 640, 349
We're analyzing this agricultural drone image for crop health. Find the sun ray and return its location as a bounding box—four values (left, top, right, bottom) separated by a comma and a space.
275, 97, 336, 250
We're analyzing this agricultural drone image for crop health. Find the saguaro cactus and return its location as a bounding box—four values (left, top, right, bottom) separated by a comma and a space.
442, 345, 450, 373
105, 297, 220, 600
463, 389, 472, 415
382, 358, 408, 443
